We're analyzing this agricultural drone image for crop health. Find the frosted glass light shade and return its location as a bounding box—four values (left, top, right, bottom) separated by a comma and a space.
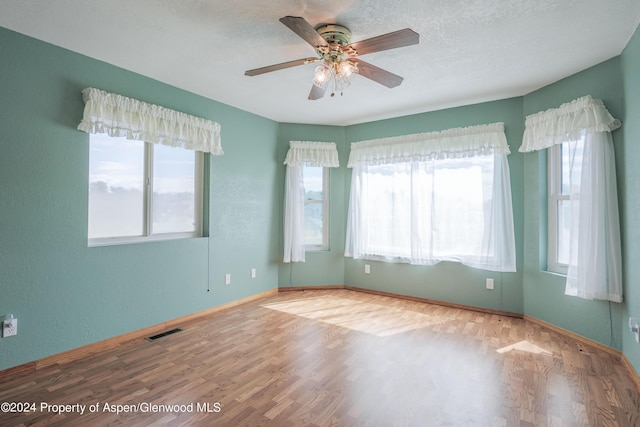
312, 63, 332, 88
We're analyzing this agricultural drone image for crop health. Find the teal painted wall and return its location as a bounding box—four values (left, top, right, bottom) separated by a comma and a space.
341, 99, 525, 315
621, 25, 640, 374
277, 99, 526, 316
2, 21, 639, 379
0, 27, 280, 371
277, 124, 347, 288
521, 57, 625, 351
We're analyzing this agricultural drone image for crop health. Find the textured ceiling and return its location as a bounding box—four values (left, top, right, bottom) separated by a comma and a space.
1, 0, 639, 126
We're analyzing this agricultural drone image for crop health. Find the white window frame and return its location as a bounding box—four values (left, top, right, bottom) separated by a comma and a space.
304, 165, 330, 251
345, 123, 515, 272
88, 136, 204, 246
348, 155, 504, 265
547, 143, 572, 275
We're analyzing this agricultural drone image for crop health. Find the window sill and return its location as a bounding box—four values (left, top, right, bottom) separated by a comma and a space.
88, 232, 202, 247
543, 269, 567, 278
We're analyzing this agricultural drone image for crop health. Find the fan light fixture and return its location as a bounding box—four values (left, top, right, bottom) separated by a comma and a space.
312, 59, 359, 96
311, 24, 359, 97
244, 16, 419, 100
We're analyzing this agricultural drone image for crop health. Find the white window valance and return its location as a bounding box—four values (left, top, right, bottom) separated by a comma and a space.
347, 123, 509, 167
519, 95, 620, 153
283, 141, 340, 167
77, 87, 223, 155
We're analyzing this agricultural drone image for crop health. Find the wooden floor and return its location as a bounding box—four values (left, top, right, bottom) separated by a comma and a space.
1, 289, 639, 426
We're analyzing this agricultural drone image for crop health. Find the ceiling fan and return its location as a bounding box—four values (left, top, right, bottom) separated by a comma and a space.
245, 16, 419, 100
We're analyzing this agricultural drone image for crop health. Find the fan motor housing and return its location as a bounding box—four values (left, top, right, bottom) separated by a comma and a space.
316, 24, 352, 45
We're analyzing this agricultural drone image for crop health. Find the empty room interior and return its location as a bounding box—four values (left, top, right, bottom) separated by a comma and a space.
2, 1, 640, 425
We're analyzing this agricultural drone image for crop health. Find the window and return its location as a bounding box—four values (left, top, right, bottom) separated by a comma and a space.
283, 141, 339, 263
357, 157, 491, 259
521, 96, 622, 301
345, 123, 516, 272
88, 134, 203, 245
348, 155, 509, 267
303, 165, 329, 250
547, 137, 583, 274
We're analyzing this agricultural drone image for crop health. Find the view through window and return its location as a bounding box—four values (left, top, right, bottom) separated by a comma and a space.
303, 165, 328, 250
88, 134, 202, 244
548, 137, 584, 274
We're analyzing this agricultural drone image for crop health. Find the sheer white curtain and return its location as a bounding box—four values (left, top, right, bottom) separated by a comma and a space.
283, 141, 339, 262
345, 123, 516, 272
520, 95, 622, 302
77, 87, 223, 154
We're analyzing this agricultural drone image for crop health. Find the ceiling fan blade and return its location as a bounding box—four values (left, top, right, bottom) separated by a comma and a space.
352, 59, 404, 88
245, 57, 319, 76
279, 16, 328, 48
308, 84, 326, 100
345, 28, 419, 56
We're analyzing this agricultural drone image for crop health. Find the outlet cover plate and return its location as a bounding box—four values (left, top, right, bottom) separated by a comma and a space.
2, 318, 17, 337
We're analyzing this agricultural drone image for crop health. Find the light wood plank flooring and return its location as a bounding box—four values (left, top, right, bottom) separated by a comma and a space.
1, 289, 639, 426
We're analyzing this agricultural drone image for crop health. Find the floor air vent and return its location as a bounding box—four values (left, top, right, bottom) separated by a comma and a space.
146, 328, 183, 341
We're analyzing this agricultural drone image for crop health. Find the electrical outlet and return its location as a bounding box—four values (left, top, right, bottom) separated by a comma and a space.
251, 268, 256, 279
486, 278, 494, 290
2, 315, 17, 337
630, 317, 640, 344
365, 264, 370, 274
225, 274, 231, 285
